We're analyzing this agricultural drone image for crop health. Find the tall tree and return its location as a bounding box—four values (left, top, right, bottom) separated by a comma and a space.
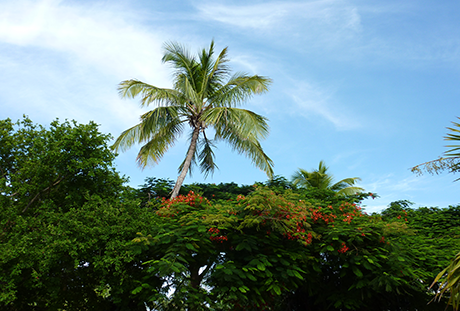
112, 41, 273, 198
292, 160, 364, 196
0, 117, 151, 310
411, 117, 460, 180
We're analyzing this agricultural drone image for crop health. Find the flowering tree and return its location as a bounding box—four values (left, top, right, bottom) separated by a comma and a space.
131, 187, 420, 310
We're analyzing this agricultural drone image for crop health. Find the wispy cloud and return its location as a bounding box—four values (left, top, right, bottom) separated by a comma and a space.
287, 80, 363, 130
0, 0, 172, 133
195, 0, 362, 47
196, 0, 361, 32
0, 0, 169, 82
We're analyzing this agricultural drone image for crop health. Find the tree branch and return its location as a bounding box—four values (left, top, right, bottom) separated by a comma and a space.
22, 176, 66, 214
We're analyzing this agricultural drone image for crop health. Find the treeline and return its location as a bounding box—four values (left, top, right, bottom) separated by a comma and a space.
1, 117, 459, 310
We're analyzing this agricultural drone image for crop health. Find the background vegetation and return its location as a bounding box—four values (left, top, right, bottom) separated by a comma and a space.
1, 117, 459, 310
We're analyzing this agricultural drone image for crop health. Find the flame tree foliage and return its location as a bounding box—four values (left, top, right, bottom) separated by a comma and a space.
131, 178, 450, 310
1, 117, 457, 310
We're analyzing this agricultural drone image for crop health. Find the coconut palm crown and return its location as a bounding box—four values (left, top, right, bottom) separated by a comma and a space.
292, 160, 364, 196
112, 41, 274, 198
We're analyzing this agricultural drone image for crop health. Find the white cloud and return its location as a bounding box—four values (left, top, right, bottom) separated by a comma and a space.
196, 0, 361, 32
287, 80, 362, 130
0, 0, 169, 83
195, 0, 362, 48
0, 0, 174, 134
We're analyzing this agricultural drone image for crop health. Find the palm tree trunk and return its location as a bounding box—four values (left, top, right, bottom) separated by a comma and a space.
170, 126, 200, 198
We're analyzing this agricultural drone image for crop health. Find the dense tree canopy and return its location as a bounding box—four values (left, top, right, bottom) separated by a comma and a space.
1, 117, 458, 310
0, 117, 152, 310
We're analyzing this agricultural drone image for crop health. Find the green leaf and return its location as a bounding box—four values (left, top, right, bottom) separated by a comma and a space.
272, 284, 281, 295
352, 266, 363, 278
292, 270, 304, 280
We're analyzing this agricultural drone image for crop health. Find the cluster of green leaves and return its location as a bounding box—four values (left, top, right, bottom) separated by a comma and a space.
381, 201, 460, 310
0, 116, 124, 213
0, 117, 154, 310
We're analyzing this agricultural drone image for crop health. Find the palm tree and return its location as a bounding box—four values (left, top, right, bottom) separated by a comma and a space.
291, 160, 364, 196
112, 41, 274, 198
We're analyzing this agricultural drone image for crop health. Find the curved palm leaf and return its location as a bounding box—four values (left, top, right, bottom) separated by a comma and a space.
445, 118, 460, 157
430, 251, 460, 310
211, 74, 272, 108
118, 80, 183, 108
210, 107, 272, 175
112, 106, 185, 165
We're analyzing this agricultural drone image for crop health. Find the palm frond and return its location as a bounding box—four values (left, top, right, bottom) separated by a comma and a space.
331, 177, 363, 192
207, 107, 270, 141
445, 118, 460, 157
292, 169, 310, 188
112, 106, 184, 166
198, 134, 218, 178
411, 157, 460, 177
162, 42, 198, 93
174, 74, 201, 108
118, 79, 183, 108
135, 118, 184, 167
111, 123, 144, 153
430, 251, 460, 310
199, 42, 230, 102
212, 111, 273, 177
211, 73, 272, 108
335, 186, 365, 196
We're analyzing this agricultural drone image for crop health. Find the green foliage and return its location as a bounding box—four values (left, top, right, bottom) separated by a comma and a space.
130, 184, 435, 310
135, 177, 255, 206
381, 203, 460, 310
0, 116, 125, 214
0, 117, 153, 310
2, 117, 456, 311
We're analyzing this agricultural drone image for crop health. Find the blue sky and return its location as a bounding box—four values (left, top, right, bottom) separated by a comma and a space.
1, 0, 459, 213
